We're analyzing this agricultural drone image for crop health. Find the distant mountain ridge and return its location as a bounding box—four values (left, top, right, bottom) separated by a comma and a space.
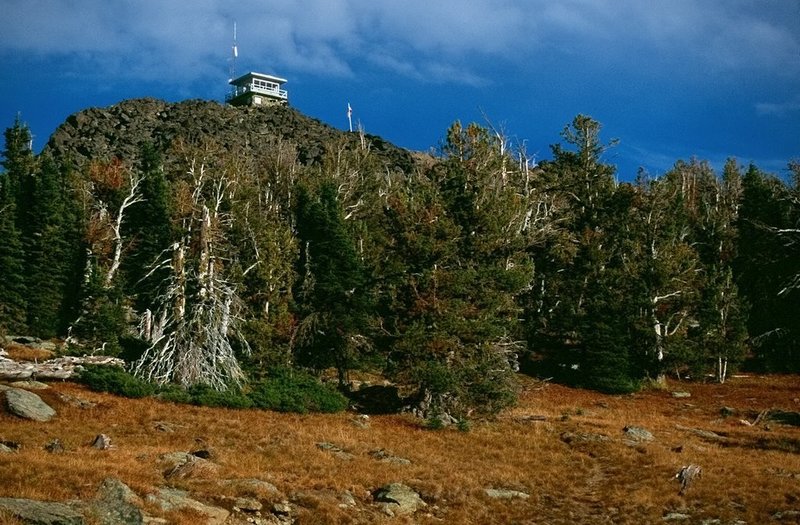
44, 98, 415, 172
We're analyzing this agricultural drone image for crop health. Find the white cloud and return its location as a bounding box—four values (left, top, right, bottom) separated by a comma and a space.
0, 0, 797, 86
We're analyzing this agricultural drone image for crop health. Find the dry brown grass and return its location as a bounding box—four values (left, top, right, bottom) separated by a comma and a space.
1, 375, 799, 524
2, 343, 55, 362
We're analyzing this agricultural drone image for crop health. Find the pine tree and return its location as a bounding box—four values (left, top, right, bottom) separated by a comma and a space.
0, 118, 34, 333
526, 115, 620, 383
735, 164, 800, 370
23, 155, 76, 337
294, 181, 371, 384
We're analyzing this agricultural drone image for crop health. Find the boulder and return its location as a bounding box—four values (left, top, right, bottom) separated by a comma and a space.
623, 426, 654, 443
372, 483, 426, 516
3, 387, 56, 421
86, 478, 144, 525
91, 434, 113, 450
0, 497, 84, 525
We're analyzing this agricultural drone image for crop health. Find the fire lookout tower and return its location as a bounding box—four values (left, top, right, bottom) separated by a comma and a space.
226, 72, 288, 107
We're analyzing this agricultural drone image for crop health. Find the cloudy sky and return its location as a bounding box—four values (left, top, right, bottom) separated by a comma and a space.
1, 0, 798, 178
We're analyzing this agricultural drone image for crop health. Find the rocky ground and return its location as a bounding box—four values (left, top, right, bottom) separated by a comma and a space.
1, 340, 800, 524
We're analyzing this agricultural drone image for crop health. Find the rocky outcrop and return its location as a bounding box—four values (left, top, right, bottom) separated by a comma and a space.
0, 355, 125, 381
86, 478, 144, 525
3, 387, 56, 421
44, 99, 415, 174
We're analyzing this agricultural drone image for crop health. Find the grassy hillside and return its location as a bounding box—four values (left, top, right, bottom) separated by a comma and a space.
2, 374, 799, 524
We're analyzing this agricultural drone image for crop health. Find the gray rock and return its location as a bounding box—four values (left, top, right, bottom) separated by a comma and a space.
623, 425, 654, 443
0, 439, 20, 454
484, 488, 530, 500
87, 478, 144, 525
3, 387, 56, 421
45, 438, 65, 454
372, 483, 426, 516
773, 510, 800, 521
0, 497, 84, 524
671, 391, 691, 398
369, 449, 411, 465
91, 434, 113, 450
164, 455, 219, 480
146, 488, 228, 525
315, 442, 354, 461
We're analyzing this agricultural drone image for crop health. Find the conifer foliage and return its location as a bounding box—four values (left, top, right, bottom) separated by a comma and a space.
1, 107, 798, 414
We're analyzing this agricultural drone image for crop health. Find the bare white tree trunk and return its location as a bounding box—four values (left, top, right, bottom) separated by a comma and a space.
104, 172, 144, 287
132, 153, 248, 390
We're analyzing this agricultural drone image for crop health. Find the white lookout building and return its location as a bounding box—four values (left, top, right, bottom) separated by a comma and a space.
226, 72, 288, 107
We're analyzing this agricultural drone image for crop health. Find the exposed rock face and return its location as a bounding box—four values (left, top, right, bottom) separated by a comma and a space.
44, 99, 415, 174
3, 387, 56, 421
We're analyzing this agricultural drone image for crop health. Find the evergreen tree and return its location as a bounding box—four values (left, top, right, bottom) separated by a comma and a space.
294, 181, 371, 384
377, 122, 532, 419
735, 164, 800, 370
123, 144, 174, 313
0, 118, 32, 333
526, 115, 621, 384
23, 155, 76, 337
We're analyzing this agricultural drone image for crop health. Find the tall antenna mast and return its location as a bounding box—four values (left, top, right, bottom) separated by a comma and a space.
229, 21, 238, 81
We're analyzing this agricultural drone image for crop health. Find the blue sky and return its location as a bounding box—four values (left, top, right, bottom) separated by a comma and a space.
1, 0, 798, 180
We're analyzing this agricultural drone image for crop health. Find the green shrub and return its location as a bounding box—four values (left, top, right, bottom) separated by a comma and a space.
79, 364, 155, 398
185, 384, 254, 409
157, 384, 193, 404
247, 368, 348, 414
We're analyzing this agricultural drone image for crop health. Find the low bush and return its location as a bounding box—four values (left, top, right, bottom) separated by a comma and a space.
79, 364, 347, 413
185, 384, 254, 409
79, 364, 155, 398
248, 368, 348, 413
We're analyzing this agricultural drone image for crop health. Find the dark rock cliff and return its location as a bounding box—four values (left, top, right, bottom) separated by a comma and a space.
44, 98, 415, 172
